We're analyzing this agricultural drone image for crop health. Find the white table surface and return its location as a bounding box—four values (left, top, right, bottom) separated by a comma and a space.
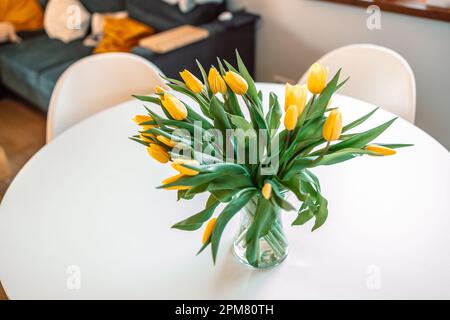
1, 83, 449, 300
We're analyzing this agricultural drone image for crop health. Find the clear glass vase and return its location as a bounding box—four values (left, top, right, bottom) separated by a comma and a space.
233, 195, 288, 269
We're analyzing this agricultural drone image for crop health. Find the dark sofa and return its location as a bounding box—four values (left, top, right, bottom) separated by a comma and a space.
0, 0, 259, 112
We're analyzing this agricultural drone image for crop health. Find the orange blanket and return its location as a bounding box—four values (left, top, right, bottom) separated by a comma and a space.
95, 17, 155, 54
0, 0, 44, 31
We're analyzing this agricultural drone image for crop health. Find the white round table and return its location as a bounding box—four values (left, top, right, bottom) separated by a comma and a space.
1, 83, 449, 299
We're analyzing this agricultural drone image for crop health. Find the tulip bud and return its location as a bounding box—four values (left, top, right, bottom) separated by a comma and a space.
162, 173, 190, 190
285, 83, 307, 116
262, 182, 272, 200
180, 69, 204, 94
365, 145, 397, 156
208, 67, 227, 94
224, 71, 248, 95
323, 109, 342, 141
161, 94, 188, 120
202, 218, 217, 244
147, 143, 170, 163
172, 158, 200, 176
284, 105, 298, 131
155, 85, 166, 94
157, 135, 176, 148
140, 133, 154, 142
307, 63, 328, 94
133, 115, 153, 125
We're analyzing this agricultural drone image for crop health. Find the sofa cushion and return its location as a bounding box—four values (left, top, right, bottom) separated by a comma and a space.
127, 0, 225, 32
80, 0, 126, 13
0, 34, 92, 110
39, 0, 126, 13
37, 59, 79, 108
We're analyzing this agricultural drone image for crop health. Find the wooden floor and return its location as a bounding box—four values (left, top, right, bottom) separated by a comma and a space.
0, 97, 46, 300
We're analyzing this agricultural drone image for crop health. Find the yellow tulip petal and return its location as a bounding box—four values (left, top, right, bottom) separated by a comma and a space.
157, 135, 176, 148
285, 83, 307, 116
284, 105, 298, 131
208, 68, 227, 94
224, 71, 248, 95
202, 218, 217, 244
161, 94, 188, 120
162, 173, 190, 190
307, 63, 328, 95
155, 85, 166, 94
172, 159, 200, 176
366, 145, 397, 156
262, 182, 272, 200
180, 69, 204, 94
147, 143, 170, 163
140, 133, 154, 142
133, 115, 153, 125
323, 109, 342, 141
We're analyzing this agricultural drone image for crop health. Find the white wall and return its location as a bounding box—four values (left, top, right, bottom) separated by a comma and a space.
230, 0, 450, 150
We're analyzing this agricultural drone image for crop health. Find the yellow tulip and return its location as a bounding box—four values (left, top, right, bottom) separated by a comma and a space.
208, 67, 227, 94
224, 71, 248, 95
133, 115, 153, 125
161, 94, 188, 120
307, 63, 328, 94
155, 85, 166, 94
172, 159, 200, 176
147, 143, 170, 163
162, 173, 190, 190
140, 133, 154, 142
285, 83, 307, 116
284, 105, 298, 131
323, 109, 342, 141
262, 182, 272, 200
365, 145, 397, 156
180, 69, 204, 94
202, 218, 217, 244
157, 135, 176, 148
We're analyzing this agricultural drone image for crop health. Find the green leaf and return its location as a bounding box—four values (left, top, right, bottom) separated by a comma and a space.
378, 143, 414, 149
328, 117, 397, 153
300, 169, 321, 192
314, 148, 375, 166
336, 76, 350, 91
159, 173, 220, 189
209, 96, 232, 134
244, 197, 275, 266
129, 137, 149, 147
278, 175, 304, 202
182, 163, 249, 176
312, 193, 328, 231
265, 92, 282, 133
133, 95, 161, 105
210, 189, 239, 203
292, 208, 314, 226
172, 197, 220, 231
196, 59, 211, 94
235, 50, 259, 104
342, 107, 379, 133
230, 115, 253, 131
207, 175, 253, 191
268, 180, 296, 211
211, 189, 257, 263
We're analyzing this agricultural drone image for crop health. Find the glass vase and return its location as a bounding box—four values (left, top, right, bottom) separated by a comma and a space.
233, 195, 288, 269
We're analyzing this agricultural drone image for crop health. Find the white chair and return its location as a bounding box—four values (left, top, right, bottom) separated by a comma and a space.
46, 53, 165, 142
299, 44, 416, 123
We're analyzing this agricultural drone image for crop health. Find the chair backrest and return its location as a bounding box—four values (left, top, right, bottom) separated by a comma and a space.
46, 53, 165, 142
299, 44, 416, 123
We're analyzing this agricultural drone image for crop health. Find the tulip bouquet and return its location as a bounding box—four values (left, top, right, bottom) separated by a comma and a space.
131, 51, 409, 269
